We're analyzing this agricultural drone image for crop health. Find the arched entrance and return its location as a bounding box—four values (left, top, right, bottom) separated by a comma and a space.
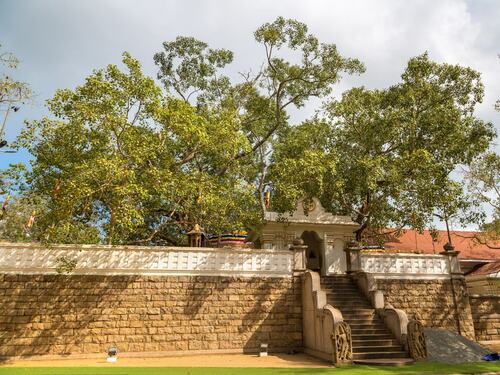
301, 231, 323, 272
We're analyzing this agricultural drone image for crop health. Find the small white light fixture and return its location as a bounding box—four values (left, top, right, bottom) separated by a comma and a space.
107, 346, 118, 363
259, 343, 268, 357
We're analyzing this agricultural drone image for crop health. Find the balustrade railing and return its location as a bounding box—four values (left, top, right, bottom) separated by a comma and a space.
346, 248, 460, 278
0, 242, 300, 277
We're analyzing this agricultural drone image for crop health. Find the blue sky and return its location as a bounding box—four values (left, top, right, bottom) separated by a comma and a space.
1, 0, 499, 228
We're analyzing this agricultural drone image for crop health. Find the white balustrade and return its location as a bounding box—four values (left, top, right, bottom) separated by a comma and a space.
358, 252, 451, 279
0, 242, 295, 277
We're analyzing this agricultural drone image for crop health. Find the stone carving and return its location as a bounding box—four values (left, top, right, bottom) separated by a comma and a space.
331, 321, 353, 364
407, 320, 427, 360
265, 197, 357, 225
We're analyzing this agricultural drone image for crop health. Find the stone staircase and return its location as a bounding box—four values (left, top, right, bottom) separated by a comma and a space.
321, 275, 414, 366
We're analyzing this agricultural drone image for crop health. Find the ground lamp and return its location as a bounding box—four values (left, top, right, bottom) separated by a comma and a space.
107, 346, 118, 363
259, 343, 268, 357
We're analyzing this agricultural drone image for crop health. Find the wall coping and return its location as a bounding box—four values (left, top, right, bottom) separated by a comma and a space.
0, 242, 297, 277
0, 241, 291, 255
469, 294, 500, 299
359, 252, 446, 259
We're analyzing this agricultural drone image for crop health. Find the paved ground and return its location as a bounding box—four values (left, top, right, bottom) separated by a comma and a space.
0, 353, 331, 368
426, 328, 492, 364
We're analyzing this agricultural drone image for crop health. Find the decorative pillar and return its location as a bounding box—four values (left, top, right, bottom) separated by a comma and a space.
290, 237, 307, 273
440, 243, 465, 336
344, 241, 361, 274
187, 224, 203, 247
440, 243, 462, 275
261, 233, 275, 250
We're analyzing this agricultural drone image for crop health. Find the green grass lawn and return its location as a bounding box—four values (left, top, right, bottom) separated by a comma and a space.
0, 362, 499, 375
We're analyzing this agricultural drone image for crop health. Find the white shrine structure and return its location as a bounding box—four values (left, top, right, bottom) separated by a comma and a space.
261, 197, 359, 275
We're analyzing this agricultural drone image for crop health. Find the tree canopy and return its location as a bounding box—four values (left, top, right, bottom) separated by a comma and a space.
0, 45, 32, 146
270, 53, 496, 241
0, 18, 364, 245
0, 20, 497, 246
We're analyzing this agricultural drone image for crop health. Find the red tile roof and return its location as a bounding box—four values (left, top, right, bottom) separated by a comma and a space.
467, 261, 500, 276
380, 229, 499, 260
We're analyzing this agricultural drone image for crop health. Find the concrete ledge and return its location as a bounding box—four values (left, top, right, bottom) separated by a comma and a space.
0, 347, 306, 362
303, 348, 332, 362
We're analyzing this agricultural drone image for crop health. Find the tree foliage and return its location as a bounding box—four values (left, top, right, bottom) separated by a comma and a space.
0, 45, 32, 144
6, 54, 257, 244
270, 53, 496, 241
0, 22, 496, 247
1, 18, 363, 245
154, 17, 364, 212
463, 152, 500, 248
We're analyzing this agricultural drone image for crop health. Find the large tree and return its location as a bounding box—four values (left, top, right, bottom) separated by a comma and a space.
0, 45, 32, 148
270, 53, 496, 242
462, 151, 500, 249
154, 17, 364, 213
1, 18, 363, 245
5, 53, 257, 244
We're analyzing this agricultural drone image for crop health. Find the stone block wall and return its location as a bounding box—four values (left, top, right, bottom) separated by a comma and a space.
376, 278, 476, 340
469, 295, 500, 342
0, 274, 302, 358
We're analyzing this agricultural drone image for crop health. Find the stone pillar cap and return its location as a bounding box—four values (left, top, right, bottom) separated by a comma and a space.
443, 242, 455, 252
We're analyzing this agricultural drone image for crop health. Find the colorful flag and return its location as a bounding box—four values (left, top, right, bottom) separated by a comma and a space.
2, 194, 11, 211
26, 210, 36, 228
264, 190, 271, 209
53, 179, 61, 198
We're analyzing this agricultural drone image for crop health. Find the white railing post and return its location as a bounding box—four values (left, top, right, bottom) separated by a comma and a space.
290, 238, 307, 273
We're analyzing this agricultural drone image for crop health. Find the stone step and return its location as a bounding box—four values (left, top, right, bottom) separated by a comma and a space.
353, 339, 399, 347
340, 309, 376, 316
328, 296, 364, 300
322, 276, 412, 365
353, 345, 404, 353
321, 283, 356, 288
327, 297, 371, 304
354, 358, 414, 366
326, 293, 368, 299
330, 303, 373, 310
343, 317, 383, 325
322, 279, 356, 284
324, 290, 360, 295
333, 307, 374, 312
351, 329, 390, 334
353, 351, 409, 360
330, 298, 366, 303
321, 285, 360, 294
349, 320, 386, 326
352, 333, 394, 340
331, 304, 374, 310
343, 313, 380, 320
322, 283, 358, 288
339, 307, 379, 319
328, 293, 361, 298
348, 320, 386, 326
321, 276, 351, 280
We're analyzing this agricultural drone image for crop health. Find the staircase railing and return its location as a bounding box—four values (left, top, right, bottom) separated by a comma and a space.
350, 270, 427, 360
407, 320, 427, 360
302, 270, 352, 363
332, 321, 353, 364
